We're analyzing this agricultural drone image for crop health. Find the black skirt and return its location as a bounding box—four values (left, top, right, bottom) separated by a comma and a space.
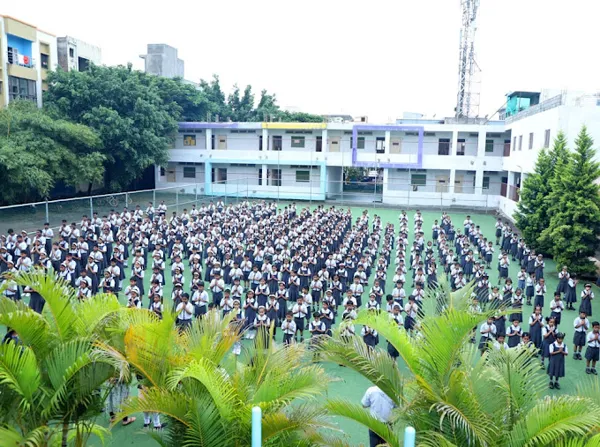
547, 353, 566, 378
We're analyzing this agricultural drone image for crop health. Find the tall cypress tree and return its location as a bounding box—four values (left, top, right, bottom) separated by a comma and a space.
539, 126, 600, 274
514, 132, 569, 252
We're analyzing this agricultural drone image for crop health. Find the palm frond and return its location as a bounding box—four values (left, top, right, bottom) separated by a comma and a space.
507, 395, 600, 447
0, 342, 41, 409
316, 335, 406, 407
261, 403, 337, 443
72, 292, 122, 336
117, 387, 193, 428
181, 393, 231, 447
252, 363, 329, 410
0, 299, 53, 357
0, 425, 52, 447
325, 398, 401, 447
9, 270, 79, 342
167, 358, 239, 420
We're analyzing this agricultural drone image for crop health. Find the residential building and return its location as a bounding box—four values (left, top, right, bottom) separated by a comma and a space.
0, 15, 57, 108
140, 44, 184, 79
156, 89, 600, 220
57, 36, 101, 72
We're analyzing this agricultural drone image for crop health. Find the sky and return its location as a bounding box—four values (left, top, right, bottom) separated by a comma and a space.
4, 0, 600, 122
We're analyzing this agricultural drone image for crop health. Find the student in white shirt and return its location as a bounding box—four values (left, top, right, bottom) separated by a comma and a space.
585, 321, 600, 375
573, 311, 590, 360
479, 317, 497, 355
292, 297, 308, 342
176, 293, 194, 330
281, 312, 297, 345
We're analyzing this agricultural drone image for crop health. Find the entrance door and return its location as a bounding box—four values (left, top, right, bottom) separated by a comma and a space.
390, 138, 402, 154
217, 135, 227, 150
454, 175, 464, 193
436, 175, 449, 192
328, 137, 340, 152
167, 169, 176, 183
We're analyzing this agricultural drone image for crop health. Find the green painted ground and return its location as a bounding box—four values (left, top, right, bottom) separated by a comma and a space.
12, 205, 600, 446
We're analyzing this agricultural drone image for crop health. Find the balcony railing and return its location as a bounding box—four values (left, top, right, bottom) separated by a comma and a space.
7, 48, 35, 68
505, 94, 565, 124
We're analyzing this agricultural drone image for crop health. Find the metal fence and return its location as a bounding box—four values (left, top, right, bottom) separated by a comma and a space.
0, 178, 518, 236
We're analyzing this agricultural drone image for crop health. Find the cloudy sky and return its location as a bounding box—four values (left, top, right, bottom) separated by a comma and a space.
5, 0, 599, 122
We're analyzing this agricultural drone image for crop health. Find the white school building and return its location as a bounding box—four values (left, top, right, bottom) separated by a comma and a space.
156, 89, 600, 220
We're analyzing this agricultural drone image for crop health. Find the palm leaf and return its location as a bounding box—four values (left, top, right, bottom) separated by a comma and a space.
325, 398, 401, 447
507, 395, 600, 447
316, 334, 406, 407
0, 342, 41, 409
0, 425, 53, 447
0, 299, 53, 358
167, 358, 239, 420
261, 404, 337, 443
118, 387, 193, 428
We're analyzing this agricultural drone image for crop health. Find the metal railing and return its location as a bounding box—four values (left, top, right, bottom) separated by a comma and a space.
505, 94, 565, 124
0, 178, 516, 236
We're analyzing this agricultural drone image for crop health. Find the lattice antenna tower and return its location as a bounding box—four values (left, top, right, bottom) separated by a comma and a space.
455, 0, 481, 118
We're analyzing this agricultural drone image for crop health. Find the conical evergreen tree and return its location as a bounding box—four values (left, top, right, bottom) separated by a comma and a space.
515, 132, 569, 252
539, 126, 600, 274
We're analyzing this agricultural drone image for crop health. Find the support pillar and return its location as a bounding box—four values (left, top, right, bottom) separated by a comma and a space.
205, 129, 212, 150
261, 165, 268, 187
384, 130, 391, 155
451, 130, 458, 156
262, 128, 268, 151
475, 169, 484, 195
477, 128, 487, 157
320, 164, 327, 200
322, 129, 328, 153
449, 168, 456, 193
204, 161, 212, 195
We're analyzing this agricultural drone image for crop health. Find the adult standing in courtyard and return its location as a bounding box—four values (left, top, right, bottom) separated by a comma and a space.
361, 385, 395, 447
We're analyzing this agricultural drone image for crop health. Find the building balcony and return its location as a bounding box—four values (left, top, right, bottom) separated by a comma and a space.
8, 63, 37, 81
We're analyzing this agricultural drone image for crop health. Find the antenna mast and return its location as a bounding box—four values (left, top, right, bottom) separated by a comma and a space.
455, 0, 481, 118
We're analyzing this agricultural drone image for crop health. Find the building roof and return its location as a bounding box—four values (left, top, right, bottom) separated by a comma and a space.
505, 91, 540, 100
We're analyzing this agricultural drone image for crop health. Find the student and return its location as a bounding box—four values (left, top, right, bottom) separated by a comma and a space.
151, 294, 164, 320
579, 283, 594, 317
192, 282, 209, 318
308, 312, 327, 347
479, 317, 497, 355
175, 293, 194, 330
266, 294, 279, 338
517, 266, 527, 291
525, 273, 535, 306
511, 288, 523, 323
220, 289, 234, 316
529, 305, 544, 351
573, 311, 590, 360
534, 278, 546, 309
585, 321, 600, 375
550, 292, 564, 327
254, 306, 271, 348
548, 332, 568, 389
281, 312, 297, 346
366, 294, 380, 312
244, 290, 258, 331
565, 276, 578, 310
292, 297, 308, 342
404, 296, 418, 332
493, 334, 509, 350
506, 319, 523, 348
541, 317, 558, 368
361, 324, 379, 349
557, 266, 570, 296
320, 301, 334, 336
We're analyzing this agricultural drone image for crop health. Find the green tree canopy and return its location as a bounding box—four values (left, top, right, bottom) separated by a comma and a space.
515, 132, 570, 253
539, 126, 600, 274
44, 64, 178, 191
0, 101, 104, 205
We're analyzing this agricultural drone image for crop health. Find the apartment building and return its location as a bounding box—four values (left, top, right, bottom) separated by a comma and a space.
156, 89, 600, 219
0, 15, 57, 108
57, 36, 101, 72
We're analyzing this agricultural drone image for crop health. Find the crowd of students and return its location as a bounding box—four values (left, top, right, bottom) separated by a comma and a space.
1, 202, 598, 394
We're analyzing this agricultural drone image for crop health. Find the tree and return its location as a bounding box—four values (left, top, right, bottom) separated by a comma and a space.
514, 132, 569, 253
539, 126, 600, 275
151, 76, 211, 122
316, 283, 600, 446
44, 65, 177, 191
96, 310, 339, 447
0, 270, 123, 447
198, 75, 228, 121
0, 101, 104, 204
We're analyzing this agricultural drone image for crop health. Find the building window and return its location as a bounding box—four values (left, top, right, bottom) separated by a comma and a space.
8, 76, 37, 102
375, 137, 385, 153
272, 136, 282, 151
183, 135, 196, 146
258, 168, 263, 185
69, 47, 74, 57
544, 129, 551, 148
529, 132, 534, 150
160, 167, 166, 177
291, 136, 305, 148
438, 138, 450, 155
41, 53, 49, 69
513, 136, 517, 152
518, 135, 523, 151
269, 169, 282, 186
483, 176, 490, 190
457, 139, 466, 156
411, 173, 427, 187
485, 139, 494, 152
296, 170, 310, 183
78, 57, 90, 71
350, 137, 366, 149
183, 167, 196, 178
259, 135, 263, 151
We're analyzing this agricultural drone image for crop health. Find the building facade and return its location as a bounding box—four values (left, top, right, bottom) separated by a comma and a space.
140, 44, 184, 79
0, 15, 57, 108
57, 36, 101, 72
157, 89, 600, 219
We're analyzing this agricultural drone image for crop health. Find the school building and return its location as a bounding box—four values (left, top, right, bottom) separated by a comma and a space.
156, 89, 600, 220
